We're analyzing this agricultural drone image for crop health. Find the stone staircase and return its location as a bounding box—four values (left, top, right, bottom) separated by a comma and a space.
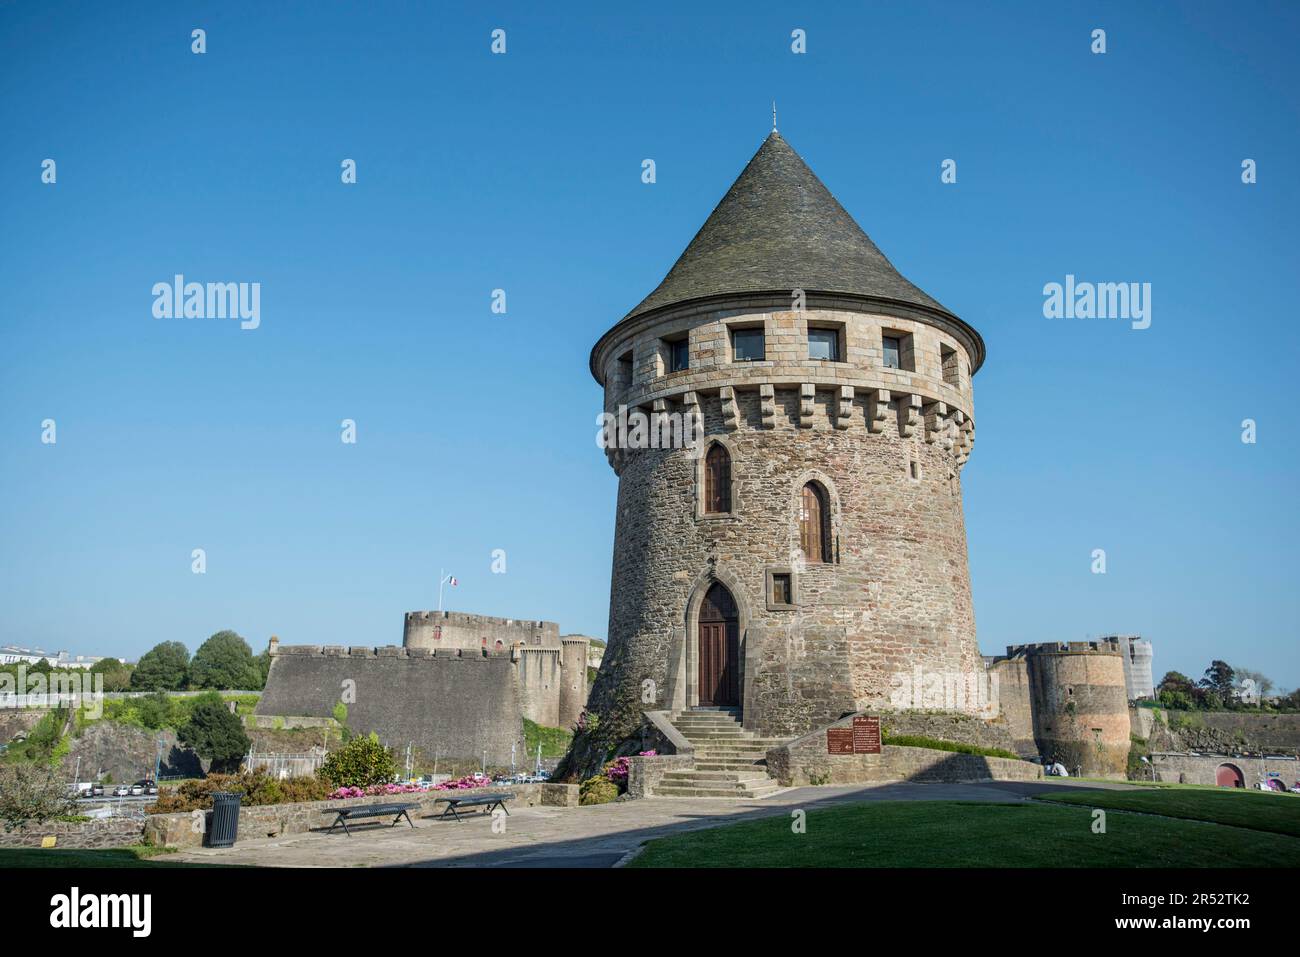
653, 709, 785, 798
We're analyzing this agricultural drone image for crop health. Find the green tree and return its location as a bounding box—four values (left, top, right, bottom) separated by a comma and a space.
131, 641, 190, 691
1158, 671, 1195, 696
178, 694, 250, 773
1200, 660, 1235, 698
318, 733, 398, 789
89, 657, 130, 692
189, 630, 261, 690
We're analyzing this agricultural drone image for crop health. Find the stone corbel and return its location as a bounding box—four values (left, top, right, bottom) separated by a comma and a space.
897, 394, 921, 438
924, 400, 951, 448
799, 383, 815, 428
835, 385, 854, 430
867, 388, 892, 433
719, 385, 739, 430
681, 391, 703, 439
760, 384, 776, 429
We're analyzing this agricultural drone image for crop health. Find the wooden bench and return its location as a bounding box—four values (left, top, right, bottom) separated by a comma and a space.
323, 801, 418, 836
433, 792, 515, 822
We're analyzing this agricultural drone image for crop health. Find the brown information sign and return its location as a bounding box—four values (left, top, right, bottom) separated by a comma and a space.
852, 715, 882, 754
826, 728, 854, 755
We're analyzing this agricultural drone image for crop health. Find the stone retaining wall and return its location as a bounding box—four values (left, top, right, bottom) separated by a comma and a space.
142, 783, 578, 847
766, 713, 1041, 788
627, 754, 695, 799
0, 818, 146, 849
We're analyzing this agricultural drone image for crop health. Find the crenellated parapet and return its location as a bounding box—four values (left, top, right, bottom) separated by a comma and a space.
600, 379, 976, 477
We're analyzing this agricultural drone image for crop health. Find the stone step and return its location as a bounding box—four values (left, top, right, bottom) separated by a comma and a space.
660, 770, 771, 783
653, 784, 781, 799
695, 762, 766, 772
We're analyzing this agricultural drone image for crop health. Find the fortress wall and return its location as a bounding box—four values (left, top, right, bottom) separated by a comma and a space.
403, 611, 559, 653
986, 657, 1035, 757
256, 645, 524, 766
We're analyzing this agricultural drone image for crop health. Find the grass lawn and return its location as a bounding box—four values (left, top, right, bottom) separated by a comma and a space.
628, 800, 1299, 868
1034, 787, 1300, 838
0, 845, 220, 868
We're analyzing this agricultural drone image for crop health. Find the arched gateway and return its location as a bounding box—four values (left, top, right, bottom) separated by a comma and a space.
698, 582, 739, 707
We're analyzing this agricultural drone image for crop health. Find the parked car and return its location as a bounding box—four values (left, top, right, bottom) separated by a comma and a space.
112, 785, 130, 797
90, 783, 105, 797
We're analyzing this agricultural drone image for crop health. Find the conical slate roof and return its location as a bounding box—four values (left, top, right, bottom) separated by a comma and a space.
624, 132, 950, 321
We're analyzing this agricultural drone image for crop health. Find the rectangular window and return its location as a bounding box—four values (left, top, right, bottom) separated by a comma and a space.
771, 573, 792, 606
732, 328, 765, 361
941, 344, 960, 387
882, 335, 901, 369
669, 338, 689, 373
808, 328, 840, 361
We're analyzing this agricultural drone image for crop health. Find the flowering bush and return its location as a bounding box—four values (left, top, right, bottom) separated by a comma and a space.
329, 782, 430, 800
602, 751, 658, 790
433, 774, 490, 791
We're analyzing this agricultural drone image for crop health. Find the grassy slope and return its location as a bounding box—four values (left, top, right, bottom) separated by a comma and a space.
523, 719, 573, 759
1034, 787, 1300, 838
628, 800, 1299, 868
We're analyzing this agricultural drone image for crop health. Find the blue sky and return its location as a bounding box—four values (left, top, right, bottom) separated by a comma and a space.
2, 2, 1297, 689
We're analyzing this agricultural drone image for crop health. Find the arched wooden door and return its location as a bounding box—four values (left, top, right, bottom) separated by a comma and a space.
698, 582, 739, 707
1215, 763, 1244, 788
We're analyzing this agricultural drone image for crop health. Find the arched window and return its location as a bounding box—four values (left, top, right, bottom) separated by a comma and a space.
704, 443, 731, 513
800, 482, 831, 563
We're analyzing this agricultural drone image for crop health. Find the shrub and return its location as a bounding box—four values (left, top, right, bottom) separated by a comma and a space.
137, 693, 176, 730
0, 763, 78, 831
579, 776, 618, 806
318, 733, 398, 789
146, 769, 332, 813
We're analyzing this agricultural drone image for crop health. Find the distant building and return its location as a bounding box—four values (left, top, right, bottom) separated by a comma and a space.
0, 646, 117, 669
1095, 635, 1155, 700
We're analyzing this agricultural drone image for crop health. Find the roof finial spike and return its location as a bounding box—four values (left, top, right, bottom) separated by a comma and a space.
772, 100, 778, 134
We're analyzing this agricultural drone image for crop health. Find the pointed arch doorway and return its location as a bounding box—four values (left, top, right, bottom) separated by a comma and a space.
697, 582, 739, 707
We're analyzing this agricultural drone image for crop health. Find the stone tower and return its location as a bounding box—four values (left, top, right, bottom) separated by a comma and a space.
573, 132, 986, 774
1010, 642, 1132, 778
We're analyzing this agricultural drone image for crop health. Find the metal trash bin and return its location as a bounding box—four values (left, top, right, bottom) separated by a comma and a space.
207, 791, 243, 848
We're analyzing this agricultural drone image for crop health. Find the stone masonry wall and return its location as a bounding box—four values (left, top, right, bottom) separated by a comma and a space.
256, 645, 524, 765
987, 657, 1036, 757
0, 817, 147, 849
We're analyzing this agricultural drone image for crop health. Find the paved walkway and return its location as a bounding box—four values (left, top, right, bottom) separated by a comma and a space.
168, 779, 1136, 868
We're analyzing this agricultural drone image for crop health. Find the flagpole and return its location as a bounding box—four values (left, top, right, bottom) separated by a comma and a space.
438, 568, 445, 613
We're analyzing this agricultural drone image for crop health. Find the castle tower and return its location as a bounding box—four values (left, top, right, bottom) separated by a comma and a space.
1015, 642, 1131, 778
576, 132, 986, 770
558, 637, 590, 731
